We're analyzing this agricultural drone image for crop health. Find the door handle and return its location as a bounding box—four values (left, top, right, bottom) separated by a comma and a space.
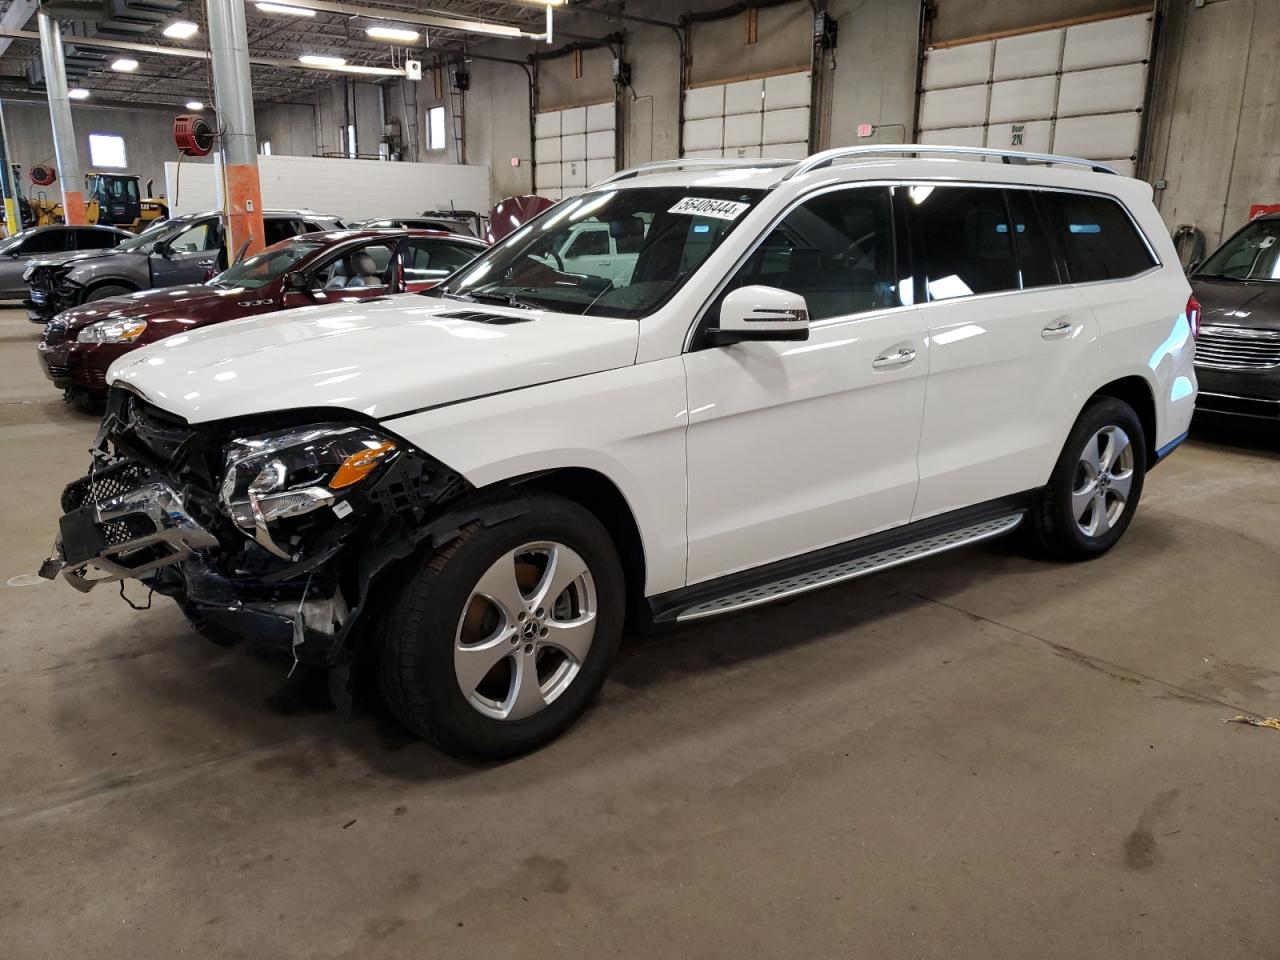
872, 346, 917, 369
1041, 318, 1074, 339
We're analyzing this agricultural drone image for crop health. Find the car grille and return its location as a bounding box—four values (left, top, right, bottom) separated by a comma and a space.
1195, 326, 1280, 370
46, 363, 70, 380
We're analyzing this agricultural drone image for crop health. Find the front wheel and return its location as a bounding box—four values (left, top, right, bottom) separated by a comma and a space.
83, 283, 134, 303
1031, 397, 1147, 560
378, 492, 625, 759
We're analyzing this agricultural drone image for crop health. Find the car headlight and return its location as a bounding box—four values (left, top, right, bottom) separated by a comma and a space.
76, 318, 147, 343
219, 424, 398, 559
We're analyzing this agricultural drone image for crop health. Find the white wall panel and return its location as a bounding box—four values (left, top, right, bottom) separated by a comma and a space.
166, 155, 491, 221
1052, 113, 1141, 160
724, 112, 764, 148
684, 85, 724, 120
987, 75, 1057, 123
723, 144, 763, 159
1056, 63, 1146, 117
683, 116, 724, 152
561, 133, 587, 162
534, 161, 561, 191
922, 41, 992, 89
763, 107, 809, 144
585, 102, 614, 132
724, 78, 764, 115
919, 125, 985, 148
586, 157, 615, 185
534, 111, 560, 139
560, 106, 586, 136
1061, 14, 1151, 71
682, 148, 721, 160
761, 141, 805, 160
562, 159, 587, 188
534, 137, 561, 164
992, 30, 1061, 80
585, 130, 614, 160
764, 72, 810, 110
919, 84, 988, 130
986, 120, 1052, 154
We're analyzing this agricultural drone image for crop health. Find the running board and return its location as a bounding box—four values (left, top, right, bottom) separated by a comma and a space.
668, 513, 1025, 623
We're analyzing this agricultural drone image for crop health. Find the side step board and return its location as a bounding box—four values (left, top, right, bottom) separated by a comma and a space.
668, 513, 1025, 623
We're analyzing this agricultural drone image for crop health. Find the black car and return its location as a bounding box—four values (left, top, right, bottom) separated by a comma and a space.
1190, 212, 1280, 420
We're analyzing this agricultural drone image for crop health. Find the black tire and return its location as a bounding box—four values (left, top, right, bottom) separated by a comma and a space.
378, 492, 625, 760
1031, 396, 1147, 561
65, 387, 106, 414
83, 283, 134, 303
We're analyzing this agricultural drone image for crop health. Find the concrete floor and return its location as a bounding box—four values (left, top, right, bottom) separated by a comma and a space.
2, 306, 1279, 959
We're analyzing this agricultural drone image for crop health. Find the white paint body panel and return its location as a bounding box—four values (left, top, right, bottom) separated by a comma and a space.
116, 156, 1195, 603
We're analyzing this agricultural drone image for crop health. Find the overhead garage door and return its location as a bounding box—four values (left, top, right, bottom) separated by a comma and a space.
534, 102, 616, 201
916, 10, 1154, 176
682, 70, 811, 161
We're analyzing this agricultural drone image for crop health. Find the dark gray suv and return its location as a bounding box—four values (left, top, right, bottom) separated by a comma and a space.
24, 208, 344, 322
0, 225, 131, 299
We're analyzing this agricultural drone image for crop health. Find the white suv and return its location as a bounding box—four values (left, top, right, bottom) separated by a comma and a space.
42, 146, 1199, 758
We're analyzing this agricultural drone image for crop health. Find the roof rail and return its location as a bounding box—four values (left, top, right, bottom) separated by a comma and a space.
782, 145, 1118, 180
593, 157, 796, 188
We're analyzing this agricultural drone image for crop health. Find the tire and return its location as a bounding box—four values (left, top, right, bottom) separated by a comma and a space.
83, 283, 134, 303
378, 492, 625, 760
1031, 396, 1147, 561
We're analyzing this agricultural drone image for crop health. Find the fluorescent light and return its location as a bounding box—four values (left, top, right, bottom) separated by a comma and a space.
255, 2, 316, 16
111, 58, 139, 72
299, 54, 346, 67
68, 88, 90, 100
185, 101, 204, 110
365, 25, 420, 43
162, 20, 198, 39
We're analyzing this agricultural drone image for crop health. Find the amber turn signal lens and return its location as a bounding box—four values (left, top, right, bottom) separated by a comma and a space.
329, 440, 396, 489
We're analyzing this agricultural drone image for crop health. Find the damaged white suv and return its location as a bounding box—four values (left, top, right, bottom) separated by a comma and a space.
42, 146, 1199, 758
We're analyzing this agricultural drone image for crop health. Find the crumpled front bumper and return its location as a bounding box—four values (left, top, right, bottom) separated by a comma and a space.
40, 460, 217, 592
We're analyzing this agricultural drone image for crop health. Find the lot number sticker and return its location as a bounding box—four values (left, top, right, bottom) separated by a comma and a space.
668, 197, 750, 221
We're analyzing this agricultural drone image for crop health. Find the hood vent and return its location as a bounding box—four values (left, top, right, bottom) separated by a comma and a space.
436, 310, 533, 325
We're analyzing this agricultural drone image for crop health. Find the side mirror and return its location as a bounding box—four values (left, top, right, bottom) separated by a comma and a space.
285, 271, 310, 292
707, 285, 810, 346
1184, 258, 1202, 276
153, 239, 171, 258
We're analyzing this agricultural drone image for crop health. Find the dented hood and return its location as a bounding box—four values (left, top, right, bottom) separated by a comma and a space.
107, 294, 639, 424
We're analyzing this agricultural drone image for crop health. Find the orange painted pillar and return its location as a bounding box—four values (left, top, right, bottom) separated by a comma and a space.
207, 0, 265, 258
37, 13, 89, 226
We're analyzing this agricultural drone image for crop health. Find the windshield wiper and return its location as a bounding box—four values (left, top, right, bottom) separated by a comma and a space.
469, 290, 539, 310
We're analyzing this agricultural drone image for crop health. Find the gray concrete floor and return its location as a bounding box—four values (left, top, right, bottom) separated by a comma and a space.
2, 306, 1279, 959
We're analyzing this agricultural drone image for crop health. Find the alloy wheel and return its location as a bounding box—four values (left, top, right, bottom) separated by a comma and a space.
454, 541, 598, 721
1072, 425, 1135, 538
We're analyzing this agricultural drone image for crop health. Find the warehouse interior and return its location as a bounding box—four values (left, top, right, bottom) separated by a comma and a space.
2, 0, 1279, 957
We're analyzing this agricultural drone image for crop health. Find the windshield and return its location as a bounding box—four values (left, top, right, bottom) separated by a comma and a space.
1197, 219, 1280, 281
441, 186, 765, 318
115, 216, 196, 253
210, 239, 323, 289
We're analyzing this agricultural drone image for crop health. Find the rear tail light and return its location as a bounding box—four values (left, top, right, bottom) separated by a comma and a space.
1186, 294, 1201, 338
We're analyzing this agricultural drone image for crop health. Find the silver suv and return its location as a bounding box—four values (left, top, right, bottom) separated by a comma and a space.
24, 209, 345, 322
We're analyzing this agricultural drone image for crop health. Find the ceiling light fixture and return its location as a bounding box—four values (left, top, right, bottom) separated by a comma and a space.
162, 20, 199, 39
68, 88, 90, 99
365, 25, 420, 43
299, 54, 346, 67
110, 58, 139, 72
256, 2, 316, 17
185, 101, 204, 110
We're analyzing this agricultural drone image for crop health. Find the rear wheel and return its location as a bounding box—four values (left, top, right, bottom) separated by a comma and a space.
1032, 397, 1147, 560
379, 493, 624, 760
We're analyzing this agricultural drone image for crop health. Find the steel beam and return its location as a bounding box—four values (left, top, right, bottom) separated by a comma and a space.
37, 12, 86, 225
207, 0, 266, 258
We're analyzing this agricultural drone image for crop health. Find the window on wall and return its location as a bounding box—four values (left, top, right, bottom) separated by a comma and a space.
427, 106, 446, 151
88, 134, 126, 169
346, 123, 356, 158
259, 140, 272, 156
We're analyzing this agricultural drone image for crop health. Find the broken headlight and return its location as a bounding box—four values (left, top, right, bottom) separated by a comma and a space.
219, 424, 398, 559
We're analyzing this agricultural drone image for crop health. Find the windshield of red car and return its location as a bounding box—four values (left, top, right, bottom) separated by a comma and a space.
1198, 219, 1280, 282
210, 240, 325, 290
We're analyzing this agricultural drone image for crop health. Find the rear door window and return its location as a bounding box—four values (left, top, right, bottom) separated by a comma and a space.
1039, 191, 1156, 282
1006, 190, 1060, 288
19, 230, 70, 255
912, 185, 1019, 301
402, 240, 480, 282
74, 228, 120, 250
263, 218, 300, 246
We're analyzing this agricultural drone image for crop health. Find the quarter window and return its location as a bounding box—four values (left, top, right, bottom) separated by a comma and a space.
913, 186, 1018, 301
719, 187, 899, 322
1040, 192, 1155, 282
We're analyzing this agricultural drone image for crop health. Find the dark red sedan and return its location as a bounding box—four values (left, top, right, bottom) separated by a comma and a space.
37, 228, 486, 407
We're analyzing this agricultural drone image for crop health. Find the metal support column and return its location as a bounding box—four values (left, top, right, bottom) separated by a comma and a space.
37, 12, 86, 225
0, 100, 20, 235
206, 0, 265, 257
